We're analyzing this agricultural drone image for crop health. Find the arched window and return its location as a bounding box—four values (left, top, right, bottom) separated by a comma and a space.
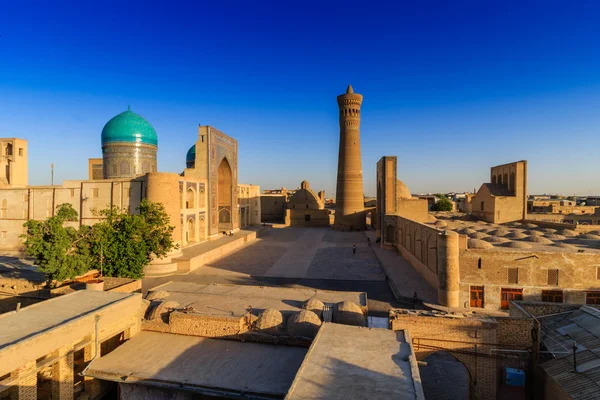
5, 143, 13, 156
491, 175, 497, 184
497, 175, 502, 185
186, 188, 195, 209
509, 172, 515, 192
187, 218, 195, 243
503, 173, 508, 187
386, 225, 395, 242
111, 164, 118, 176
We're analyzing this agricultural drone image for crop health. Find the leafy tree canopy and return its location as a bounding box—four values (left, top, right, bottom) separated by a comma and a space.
431, 196, 454, 212
22, 200, 177, 285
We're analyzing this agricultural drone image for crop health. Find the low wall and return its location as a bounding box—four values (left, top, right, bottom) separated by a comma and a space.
106, 278, 142, 293
524, 218, 600, 232
176, 231, 258, 273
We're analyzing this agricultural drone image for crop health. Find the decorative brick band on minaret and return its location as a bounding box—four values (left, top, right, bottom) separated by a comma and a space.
334, 85, 366, 231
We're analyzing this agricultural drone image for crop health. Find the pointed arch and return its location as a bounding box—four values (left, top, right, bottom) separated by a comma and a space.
186, 187, 195, 209
218, 157, 233, 230
509, 172, 515, 192
187, 217, 196, 243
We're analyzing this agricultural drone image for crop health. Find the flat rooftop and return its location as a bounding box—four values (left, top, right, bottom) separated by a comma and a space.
0, 290, 132, 350
285, 323, 424, 400
86, 331, 307, 398
149, 282, 367, 317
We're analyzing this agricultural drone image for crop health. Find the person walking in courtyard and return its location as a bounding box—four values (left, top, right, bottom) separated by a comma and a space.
367, 237, 371, 246
352, 244, 356, 255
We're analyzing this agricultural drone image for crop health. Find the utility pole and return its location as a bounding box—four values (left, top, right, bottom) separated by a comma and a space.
50, 163, 54, 186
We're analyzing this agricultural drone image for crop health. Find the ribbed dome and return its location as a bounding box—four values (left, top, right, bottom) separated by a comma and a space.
101, 109, 158, 146
186, 144, 196, 168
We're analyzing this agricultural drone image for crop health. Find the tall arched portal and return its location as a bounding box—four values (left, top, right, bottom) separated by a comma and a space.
218, 158, 233, 231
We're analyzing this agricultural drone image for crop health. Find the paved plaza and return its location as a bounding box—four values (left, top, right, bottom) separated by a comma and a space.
143, 227, 418, 315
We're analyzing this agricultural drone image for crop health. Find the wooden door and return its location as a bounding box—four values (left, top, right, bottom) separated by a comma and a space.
470, 286, 484, 308
501, 288, 523, 309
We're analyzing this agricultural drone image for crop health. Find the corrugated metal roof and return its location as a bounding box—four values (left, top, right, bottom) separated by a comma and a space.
540, 306, 600, 399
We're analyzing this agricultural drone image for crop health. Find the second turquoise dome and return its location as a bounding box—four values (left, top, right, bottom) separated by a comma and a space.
186, 144, 196, 168
101, 109, 158, 146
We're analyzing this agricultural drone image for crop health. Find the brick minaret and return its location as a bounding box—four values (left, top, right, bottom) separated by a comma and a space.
334, 85, 365, 231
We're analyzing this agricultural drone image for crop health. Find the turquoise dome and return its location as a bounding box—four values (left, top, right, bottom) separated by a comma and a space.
101, 108, 158, 146
186, 144, 196, 168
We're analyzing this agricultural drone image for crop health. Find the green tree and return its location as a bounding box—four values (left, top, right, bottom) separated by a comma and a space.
21, 203, 92, 285
22, 200, 178, 283
431, 196, 454, 212
90, 199, 177, 279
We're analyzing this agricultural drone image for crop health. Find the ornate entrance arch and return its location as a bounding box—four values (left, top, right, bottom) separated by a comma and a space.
218, 158, 233, 231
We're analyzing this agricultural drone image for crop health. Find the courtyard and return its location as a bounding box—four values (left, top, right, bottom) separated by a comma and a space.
144, 227, 425, 315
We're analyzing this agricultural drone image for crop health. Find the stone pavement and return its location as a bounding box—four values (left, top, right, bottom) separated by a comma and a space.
365, 230, 438, 304
143, 227, 415, 316
263, 229, 326, 278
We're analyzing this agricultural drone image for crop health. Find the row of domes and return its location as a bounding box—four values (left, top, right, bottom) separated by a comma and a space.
101, 108, 195, 164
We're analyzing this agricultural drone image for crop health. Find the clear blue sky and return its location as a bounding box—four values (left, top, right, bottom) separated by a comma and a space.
1, 1, 599, 197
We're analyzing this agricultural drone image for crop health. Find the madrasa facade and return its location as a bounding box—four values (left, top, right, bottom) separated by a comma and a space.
0, 109, 260, 274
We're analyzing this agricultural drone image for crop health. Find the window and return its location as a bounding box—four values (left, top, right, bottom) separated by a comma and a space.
69, 188, 75, 198
542, 290, 563, 303
507, 268, 518, 284
18, 148, 23, 156
92, 188, 99, 198
480, 201, 484, 211
500, 288, 523, 309
586, 292, 600, 305
470, 286, 484, 308
547, 269, 559, 286
509, 172, 515, 192
306, 204, 309, 209
305, 214, 311, 222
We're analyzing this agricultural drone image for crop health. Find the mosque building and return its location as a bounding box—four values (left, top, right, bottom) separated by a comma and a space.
0, 109, 260, 275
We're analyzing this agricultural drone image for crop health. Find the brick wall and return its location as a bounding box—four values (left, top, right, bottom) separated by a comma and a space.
390, 311, 536, 400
